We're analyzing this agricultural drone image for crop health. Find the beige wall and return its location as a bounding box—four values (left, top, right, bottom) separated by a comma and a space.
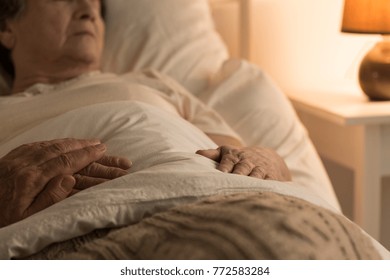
249, 0, 379, 92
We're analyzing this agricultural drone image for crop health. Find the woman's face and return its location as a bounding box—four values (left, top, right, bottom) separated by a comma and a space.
3, 0, 105, 72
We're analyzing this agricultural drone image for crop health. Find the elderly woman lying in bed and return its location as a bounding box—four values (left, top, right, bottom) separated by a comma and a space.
1, 0, 388, 260
0, 0, 291, 228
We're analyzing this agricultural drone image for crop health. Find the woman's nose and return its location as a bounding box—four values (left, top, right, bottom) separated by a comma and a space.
74, 0, 99, 21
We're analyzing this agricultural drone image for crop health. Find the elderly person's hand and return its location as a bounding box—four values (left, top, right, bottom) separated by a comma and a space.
0, 138, 131, 228
196, 146, 291, 181
73, 153, 131, 194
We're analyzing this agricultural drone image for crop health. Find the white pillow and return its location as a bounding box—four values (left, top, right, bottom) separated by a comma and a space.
102, 0, 228, 95
0, 0, 228, 96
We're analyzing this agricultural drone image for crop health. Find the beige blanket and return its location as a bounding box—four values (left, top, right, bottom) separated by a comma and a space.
26, 192, 380, 260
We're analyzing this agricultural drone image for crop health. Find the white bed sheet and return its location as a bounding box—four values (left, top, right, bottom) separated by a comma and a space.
0, 100, 388, 259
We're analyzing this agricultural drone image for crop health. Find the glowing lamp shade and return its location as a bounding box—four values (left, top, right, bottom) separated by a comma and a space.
342, 0, 390, 100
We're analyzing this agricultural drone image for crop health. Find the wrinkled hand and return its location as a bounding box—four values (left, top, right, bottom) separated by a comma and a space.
72, 154, 132, 194
196, 145, 291, 181
0, 138, 131, 228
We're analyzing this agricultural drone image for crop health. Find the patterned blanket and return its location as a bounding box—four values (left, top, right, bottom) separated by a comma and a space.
26, 192, 380, 260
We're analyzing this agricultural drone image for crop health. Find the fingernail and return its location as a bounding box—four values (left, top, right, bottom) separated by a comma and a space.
122, 159, 132, 169
61, 176, 75, 189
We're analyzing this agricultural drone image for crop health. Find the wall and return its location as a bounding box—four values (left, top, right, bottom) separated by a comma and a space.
249, 0, 380, 92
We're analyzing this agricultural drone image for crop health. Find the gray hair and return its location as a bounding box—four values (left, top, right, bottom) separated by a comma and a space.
0, 0, 25, 82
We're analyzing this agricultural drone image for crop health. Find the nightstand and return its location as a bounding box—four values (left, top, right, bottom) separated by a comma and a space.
287, 82, 390, 242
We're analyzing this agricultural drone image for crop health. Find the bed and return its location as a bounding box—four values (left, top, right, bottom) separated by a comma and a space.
0, 0, 389, 260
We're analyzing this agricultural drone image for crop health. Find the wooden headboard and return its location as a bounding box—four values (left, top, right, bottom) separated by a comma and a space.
209, 0, 249, 59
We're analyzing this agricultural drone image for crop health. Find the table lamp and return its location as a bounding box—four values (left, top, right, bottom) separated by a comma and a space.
342, 0, 390, 100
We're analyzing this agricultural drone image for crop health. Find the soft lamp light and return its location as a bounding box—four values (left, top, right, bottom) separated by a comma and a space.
342, 0, 390, 100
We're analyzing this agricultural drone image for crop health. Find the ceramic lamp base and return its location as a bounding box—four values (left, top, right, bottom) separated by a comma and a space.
359, 38, 390, 101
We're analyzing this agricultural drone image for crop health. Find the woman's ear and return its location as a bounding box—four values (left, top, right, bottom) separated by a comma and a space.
0, 24, 16, 49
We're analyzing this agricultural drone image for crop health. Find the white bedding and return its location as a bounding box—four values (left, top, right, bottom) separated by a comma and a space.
0, 100, 349, 259
0, 99, 388, 259
0, 62, 389, 259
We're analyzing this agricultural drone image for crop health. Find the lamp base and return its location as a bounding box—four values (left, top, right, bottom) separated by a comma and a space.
359, 38, 390, 101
